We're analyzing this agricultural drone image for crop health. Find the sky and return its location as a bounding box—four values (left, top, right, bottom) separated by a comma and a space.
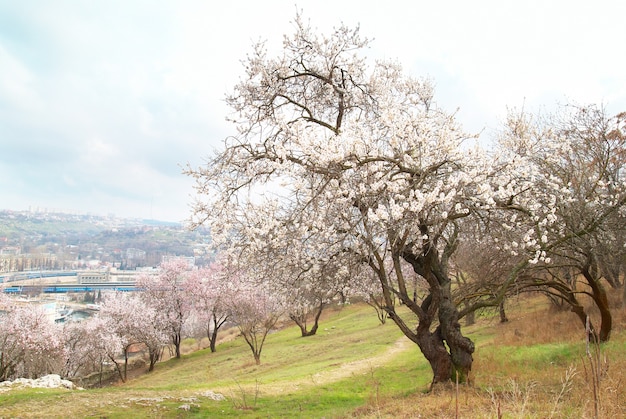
1, 1, 625, 223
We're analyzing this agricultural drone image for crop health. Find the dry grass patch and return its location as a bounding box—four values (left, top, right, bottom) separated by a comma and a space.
353, 295, 626, 418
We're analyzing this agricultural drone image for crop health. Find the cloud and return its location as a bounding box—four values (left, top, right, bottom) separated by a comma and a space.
0, 0, 625, 221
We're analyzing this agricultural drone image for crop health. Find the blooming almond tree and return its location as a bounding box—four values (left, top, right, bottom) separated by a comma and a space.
255, 210, 353, 337
186, 261, 233, 353
137, 259, 194, 359
61, 319, 110, 380
0, 296, 65, 381
482, 105, 626, 342
186, 15, 494, 384
228, 269, 284, 365
99, 292, 168, 379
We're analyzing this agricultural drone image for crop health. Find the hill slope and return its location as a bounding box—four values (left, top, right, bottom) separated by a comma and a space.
0, 300, 625, 418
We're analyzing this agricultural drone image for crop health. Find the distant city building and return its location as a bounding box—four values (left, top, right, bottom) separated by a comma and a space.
126, 248, 146, 260
0, 246, 21, 256
78, 272, 110, 284
0, 251, 58, 273
161, 255, 196, 269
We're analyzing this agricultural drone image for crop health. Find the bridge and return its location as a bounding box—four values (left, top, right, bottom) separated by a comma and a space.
2, 283, 138, 294
0, 270, 77, 282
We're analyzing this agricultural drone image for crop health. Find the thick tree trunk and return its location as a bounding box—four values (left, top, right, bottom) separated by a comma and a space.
387, 295, 474, 387
395, 245, 475, 386
438, 296, 475, 381
415, 322, 454, 385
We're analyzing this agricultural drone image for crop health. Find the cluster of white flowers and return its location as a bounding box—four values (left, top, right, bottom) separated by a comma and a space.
186, 18, 626, 319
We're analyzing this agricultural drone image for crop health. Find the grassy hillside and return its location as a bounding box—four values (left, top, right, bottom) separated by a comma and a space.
1, 299, 625, 418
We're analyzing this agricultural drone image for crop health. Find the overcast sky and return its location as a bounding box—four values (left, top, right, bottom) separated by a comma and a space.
1, 1, 625, 222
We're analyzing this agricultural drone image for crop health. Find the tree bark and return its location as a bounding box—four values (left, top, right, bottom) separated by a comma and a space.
395, 245, 475, 385
581, 266, 612, 342
208, 311, 229, 353
499, 300, 508, 323
173, 332, 181, 359
415, 322, 454, 385
148, 346, 161, 371
464, 304, 475, 326
290, 301, 324, 337
438, 295, 474, 381
209, 326, 218, 353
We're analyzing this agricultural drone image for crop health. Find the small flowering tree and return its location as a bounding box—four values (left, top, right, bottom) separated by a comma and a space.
137, 259, 194, 359
0, 296, 65, 381
62, 320, 97, 380
99, 292, 168, 380
265, 232, 352, 337
99, 293, 143, 382
186, 262, 232, 352
136, 305, 169, 371
0, 306, 65, 381
229, 270, 284, 365
81, 315, 124, 386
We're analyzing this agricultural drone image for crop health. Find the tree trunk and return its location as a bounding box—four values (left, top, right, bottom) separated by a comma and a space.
414, 320, 454, 385
209, 325, 218, 353
366, 298, 389, 325
123, 348, 129, 382
499, 300, 508, 323
306, 302, 324, 336
397, 245, 475, 385
290, 301, 324, 337
173, 333, 182, 359
570, 302, 599, 343
464, 304, 475, 326
208, 311, 229, 353
582, 267, 612, 342
110, 356, 125, 383
386, 285, 474, 386
148, 346, 161, 371
438, 296, 475, 382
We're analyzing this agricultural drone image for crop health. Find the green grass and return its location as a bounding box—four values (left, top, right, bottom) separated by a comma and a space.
130, 304, 408, 392
1, 300, 625, 418
0, 303, 426, 418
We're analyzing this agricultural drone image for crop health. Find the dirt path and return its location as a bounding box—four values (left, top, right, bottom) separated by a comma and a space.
255, 335, 413, 396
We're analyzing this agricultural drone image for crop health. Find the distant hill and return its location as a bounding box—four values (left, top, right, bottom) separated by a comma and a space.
0, 209, 212, 268
0, 209, 181, 239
